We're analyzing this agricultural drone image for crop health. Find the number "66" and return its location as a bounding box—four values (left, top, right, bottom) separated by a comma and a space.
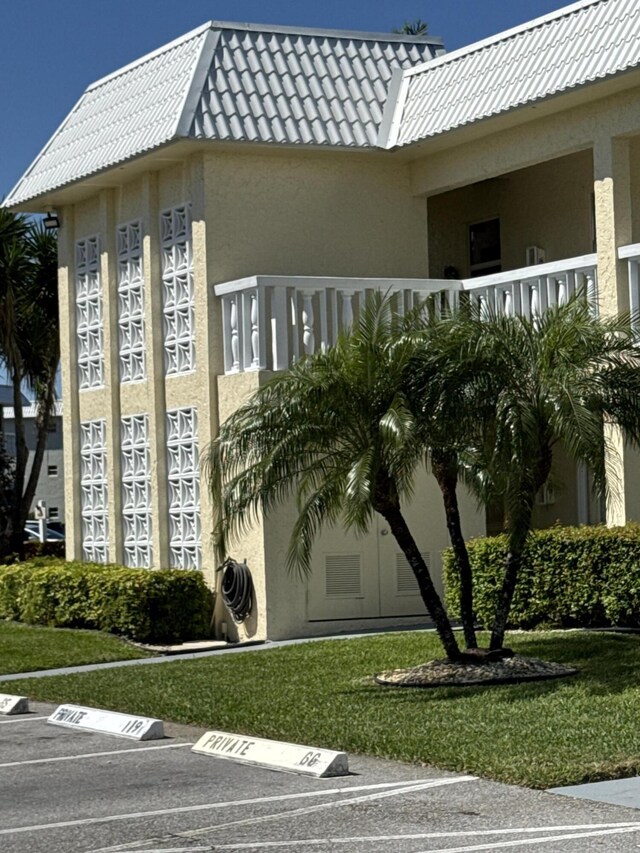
298, 751, 321, 767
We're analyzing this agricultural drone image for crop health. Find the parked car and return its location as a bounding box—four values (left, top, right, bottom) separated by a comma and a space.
24, 522, 65, 543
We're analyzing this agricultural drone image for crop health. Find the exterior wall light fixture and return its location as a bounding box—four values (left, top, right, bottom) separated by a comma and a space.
43, 212, 60, 231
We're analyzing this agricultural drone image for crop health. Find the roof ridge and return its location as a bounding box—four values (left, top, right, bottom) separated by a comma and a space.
86, 18, 443, 94
206, 19, 443, 45
86, 21, 212, 91
402, 0, 605, 79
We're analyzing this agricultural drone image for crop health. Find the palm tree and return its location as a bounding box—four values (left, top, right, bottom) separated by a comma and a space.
0, 210, 58, 559
393, 19, 429, 36
206, 295, 463, 661
445, 298, 640, 650
405, 314, 494, 651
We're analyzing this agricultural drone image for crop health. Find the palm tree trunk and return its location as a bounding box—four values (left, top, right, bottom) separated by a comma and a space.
489, 526, 529, 651
9, 370, 26, 559
22, 368, 57, 523
491, 451, 552, 651
431, 450, 477, 649
382, 504, 462, 662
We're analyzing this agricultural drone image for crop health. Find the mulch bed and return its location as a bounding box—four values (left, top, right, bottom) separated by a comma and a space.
375, 655, 577, 688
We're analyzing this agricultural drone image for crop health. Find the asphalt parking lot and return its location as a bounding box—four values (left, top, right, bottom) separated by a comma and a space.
3, 701, 640, 853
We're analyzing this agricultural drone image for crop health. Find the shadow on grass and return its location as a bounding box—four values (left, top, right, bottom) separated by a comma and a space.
340, 631, 640, 705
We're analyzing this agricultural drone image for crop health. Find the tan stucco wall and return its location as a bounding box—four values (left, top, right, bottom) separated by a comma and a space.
202, 149, 428, 283
427, 151, 594, 279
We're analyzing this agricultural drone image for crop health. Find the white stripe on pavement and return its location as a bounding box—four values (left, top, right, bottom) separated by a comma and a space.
96, 778, 477, 853
1, 777, 473, 838
0, 742, 193, 768
207, 822, 640, 849
418, 824, 640, 852
0, 716, 48, 724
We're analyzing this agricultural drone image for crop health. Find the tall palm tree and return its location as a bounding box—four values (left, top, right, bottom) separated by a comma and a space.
393, 19, 429, 35
0, 210, 58, 558
206, 295, 463, 661
446, 298, 640, 650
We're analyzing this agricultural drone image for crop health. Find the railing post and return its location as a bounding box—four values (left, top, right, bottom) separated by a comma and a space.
341, 291, 354, 331
628, 258, 640, 331
270, 285, 289, 371
586, 269, 598, 317
302, 291, 315, 355
228, 295, 240, 373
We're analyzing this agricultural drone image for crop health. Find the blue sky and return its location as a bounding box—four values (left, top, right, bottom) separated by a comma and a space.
1, 0, 571, 200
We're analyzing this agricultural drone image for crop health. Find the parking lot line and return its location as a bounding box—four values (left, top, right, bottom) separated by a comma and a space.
1, 778, 471, 839
94, 777, 477, 853
418, 824, 640, 852
0, 715, 48, 724
0, 741, 194, 769
207, 822, 640, 849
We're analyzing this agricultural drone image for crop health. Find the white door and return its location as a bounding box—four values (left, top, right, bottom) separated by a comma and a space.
306, 523, 380, 621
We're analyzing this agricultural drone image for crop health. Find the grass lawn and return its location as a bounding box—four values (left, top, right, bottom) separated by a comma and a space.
0, 621, 152, 674
3, 629, 640, 789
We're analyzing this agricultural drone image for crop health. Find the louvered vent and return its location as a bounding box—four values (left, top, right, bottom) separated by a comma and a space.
325, 554, 362, 598
396, 553, 429, 595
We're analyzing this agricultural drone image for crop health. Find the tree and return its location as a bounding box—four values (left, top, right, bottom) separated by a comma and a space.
442, 298, 640, 650
0, 210, 58, 559
405, 313, 495, 651
393, 19, 429, 35
206, 295, 464, 661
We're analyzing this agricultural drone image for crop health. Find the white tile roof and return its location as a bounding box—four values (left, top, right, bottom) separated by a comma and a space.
4, 23, 438, 208
384, 0, 640, 148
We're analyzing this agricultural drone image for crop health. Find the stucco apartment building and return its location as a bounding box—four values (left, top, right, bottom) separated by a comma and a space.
5, 0, 640, 640
3, 403, 65, 523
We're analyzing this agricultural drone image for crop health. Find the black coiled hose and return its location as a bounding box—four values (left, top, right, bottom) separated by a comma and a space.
220, 558, 254, 623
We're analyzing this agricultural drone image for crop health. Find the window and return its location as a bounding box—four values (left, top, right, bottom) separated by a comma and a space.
47, 464, 58, 477
116, 222, 146, 382
80, 419, 108, 562
166, 407, 201, 569
121, 414, 152, 568
76, 237, 104, 389
117, 221, 146, 383
161, 205, 195, 375
469, 218, 501, 277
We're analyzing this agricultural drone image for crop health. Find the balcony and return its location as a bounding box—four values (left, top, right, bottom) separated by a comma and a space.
214, 255, 599, 376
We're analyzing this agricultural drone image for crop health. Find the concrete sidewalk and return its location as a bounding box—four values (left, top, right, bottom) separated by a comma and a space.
0, 627, 431, 682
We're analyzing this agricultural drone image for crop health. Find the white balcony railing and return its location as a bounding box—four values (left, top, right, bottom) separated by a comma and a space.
215, 256, 599, 375
619, 243, 640, 325
461, 253, 598, 319
214, 276, 458, 374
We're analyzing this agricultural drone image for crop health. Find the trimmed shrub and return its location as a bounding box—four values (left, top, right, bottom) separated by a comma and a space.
444, 524, 640, 630
0, 558, 214, 643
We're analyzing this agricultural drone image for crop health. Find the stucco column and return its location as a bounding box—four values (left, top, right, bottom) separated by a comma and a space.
58, 206, 83, 559
191, 154, 218, 584
593, 135, 640, 525
141, 172, 170, 569
99, 189, 124, 563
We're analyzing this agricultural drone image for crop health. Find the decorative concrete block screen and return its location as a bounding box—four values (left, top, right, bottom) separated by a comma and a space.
161, 205, 195, 376
166, 407, 201, 569
121, 414, 152, 568
80, 419, 108, 562
76, 236, 103, 389
117, 221, 146, 383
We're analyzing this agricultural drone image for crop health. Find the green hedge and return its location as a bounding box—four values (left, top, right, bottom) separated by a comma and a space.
444, 524, 640, 630
0, 558, 214, 643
